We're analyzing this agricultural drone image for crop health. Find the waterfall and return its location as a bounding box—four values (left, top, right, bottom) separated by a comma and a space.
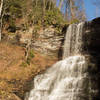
25, 23, 99, 100
63, 22, 85, 58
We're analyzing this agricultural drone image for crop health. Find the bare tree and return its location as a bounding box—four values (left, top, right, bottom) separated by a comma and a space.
58, 0, 86, 21
42, 0, 45, 16
59, 0, 64, 10
0, 0, 4, 41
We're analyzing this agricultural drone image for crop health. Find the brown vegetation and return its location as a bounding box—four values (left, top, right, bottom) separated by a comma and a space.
0, 42, 57, 100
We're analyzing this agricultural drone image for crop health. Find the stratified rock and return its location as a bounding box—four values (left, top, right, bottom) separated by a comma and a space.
32, 26, 64, 56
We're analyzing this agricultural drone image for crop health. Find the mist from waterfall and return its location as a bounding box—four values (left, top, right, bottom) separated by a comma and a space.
25, 22, 98, 100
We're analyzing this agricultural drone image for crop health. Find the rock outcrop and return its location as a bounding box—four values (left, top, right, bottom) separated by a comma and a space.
83, 17, 100, 56
32, 26, 64, 57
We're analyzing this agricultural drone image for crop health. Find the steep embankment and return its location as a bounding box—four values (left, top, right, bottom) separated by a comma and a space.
0, 42, 57, 100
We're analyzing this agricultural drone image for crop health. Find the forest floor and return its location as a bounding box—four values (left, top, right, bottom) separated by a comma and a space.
0, 42, 57, 100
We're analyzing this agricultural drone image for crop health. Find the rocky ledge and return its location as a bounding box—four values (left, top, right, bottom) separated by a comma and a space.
31, 26, 64, 57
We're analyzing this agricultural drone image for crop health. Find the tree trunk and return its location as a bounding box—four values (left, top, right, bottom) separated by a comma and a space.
35, 0, 38, 7
70, 0, 75, 20
25, 41, 31, 61
42, 0, 45, 17
42, 0, 45, 24
0, 0, 4, 41
48, 1, 52, 10
58, 0, 63, 10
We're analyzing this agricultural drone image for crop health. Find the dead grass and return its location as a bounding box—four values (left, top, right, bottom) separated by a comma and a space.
0, 42, 57, 100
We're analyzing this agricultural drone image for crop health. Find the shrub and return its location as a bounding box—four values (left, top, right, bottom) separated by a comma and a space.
26, 57, 31, 65
29, 50, 35, 58
26, 50, 35, 65
20, 62, 27, 67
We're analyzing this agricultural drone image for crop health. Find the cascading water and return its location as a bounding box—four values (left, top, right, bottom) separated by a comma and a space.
63, 22, 84, 59
25, 22, 99, 100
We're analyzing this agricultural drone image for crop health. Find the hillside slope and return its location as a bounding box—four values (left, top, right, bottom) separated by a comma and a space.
0, 42, 57, 100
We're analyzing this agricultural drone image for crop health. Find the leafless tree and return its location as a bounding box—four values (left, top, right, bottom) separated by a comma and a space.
0, 0, 4, 41
58, 0, 86, 21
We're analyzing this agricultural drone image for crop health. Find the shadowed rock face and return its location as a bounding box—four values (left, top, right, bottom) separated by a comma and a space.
84, 18, 100, 99
25, 18, 100, 100
83, 17, 100, 56
83, 17, 100, 73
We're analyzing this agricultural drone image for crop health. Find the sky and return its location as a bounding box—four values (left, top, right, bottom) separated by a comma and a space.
83, 0, 100, 21
57, 0, 100, 21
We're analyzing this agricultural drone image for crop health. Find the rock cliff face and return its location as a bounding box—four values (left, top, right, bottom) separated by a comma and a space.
4, 18, 100, 62
83, 18, 100, 56
31, 18, 100, 59
32, 26, 64, 57
3, 25, 65, 59
82, 18, 100, 75
84, 18, 100, 96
